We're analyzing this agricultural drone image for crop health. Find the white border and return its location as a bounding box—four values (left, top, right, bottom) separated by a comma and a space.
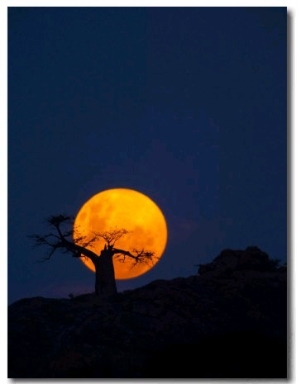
3, 2, 298, 383
2, 1, 295, 6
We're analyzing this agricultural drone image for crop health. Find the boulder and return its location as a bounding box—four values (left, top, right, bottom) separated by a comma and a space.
198, 246, 278, 276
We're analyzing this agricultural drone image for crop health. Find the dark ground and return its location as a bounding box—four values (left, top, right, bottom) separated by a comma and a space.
8, 247, 287, 378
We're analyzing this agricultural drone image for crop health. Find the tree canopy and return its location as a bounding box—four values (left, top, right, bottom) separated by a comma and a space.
30, 214, 157, 295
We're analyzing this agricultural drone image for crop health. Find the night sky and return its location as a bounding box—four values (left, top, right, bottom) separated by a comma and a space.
8, 7, 287, 304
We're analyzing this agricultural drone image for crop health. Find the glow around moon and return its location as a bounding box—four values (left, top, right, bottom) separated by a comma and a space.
73, 188, 168, 279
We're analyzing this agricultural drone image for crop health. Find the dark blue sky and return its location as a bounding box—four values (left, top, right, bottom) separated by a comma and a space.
8, 7, 287, 304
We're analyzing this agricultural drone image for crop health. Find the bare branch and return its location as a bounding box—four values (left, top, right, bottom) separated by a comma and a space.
131, 248, 157, 266
94, 228, 130, 246
30, 214, 98, 263
112, 247, 156, 267
31, 218, 156, 270
46, 214, 73, 228
74, 233, 99, 248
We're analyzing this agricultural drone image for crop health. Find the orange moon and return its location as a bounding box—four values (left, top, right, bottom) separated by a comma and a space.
73, 188, 168, 279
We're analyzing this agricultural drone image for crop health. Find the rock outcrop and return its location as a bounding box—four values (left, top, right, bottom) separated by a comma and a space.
8, 247, 287, 378
198, 246, 283, 276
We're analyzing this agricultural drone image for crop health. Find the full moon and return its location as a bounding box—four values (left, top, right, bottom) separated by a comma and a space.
73, 188, 168, 279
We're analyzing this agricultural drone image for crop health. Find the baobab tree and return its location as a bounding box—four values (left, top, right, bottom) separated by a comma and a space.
30, 214, 156, 296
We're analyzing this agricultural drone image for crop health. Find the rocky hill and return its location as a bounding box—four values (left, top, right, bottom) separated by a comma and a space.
8, 246, 287, 378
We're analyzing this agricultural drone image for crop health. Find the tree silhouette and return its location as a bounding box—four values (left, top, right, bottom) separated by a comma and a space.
30, 214, 156, 296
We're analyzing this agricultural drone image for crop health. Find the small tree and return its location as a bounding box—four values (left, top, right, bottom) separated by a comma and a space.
30, 214, 156, 297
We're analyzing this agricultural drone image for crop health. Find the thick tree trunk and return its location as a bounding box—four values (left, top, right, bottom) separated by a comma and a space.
94, 249, 117, 297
